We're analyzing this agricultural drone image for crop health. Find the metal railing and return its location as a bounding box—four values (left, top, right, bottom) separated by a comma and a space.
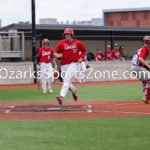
0, 32, 25, 61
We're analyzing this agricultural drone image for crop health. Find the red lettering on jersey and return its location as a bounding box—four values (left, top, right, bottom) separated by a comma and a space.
38, 47, 54, 63
103, 51, 112, 60
132, 46, 149, 66
55, 39, 86, 66
111, 49, 121, 60
95, 52, 103, 61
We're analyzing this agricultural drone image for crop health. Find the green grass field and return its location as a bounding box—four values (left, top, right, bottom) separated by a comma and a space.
0, 83, 143, 102
1, 83, 150, 150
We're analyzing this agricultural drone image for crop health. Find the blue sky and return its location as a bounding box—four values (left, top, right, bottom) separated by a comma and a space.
0, 0, 150, 26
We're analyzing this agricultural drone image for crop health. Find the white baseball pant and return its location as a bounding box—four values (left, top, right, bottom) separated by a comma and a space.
60, 62, 79, 97
131, 64, 149, 81
40, 62, 53, 92
77, 61, 86, 83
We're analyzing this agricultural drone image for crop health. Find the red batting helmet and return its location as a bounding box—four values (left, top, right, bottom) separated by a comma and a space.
64, 28, 74, 36
42, 38, 50, 44
143, 36, 150, 44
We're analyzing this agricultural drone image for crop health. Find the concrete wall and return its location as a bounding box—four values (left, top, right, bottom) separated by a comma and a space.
1, 34, 141, 61
109, 40, 142, 58
24, 40, 140, 60
0, 61, 136, 85
24, 40, 32, 60
50, 40, 106, 53
1, 30, 20, 51
0, 30, 144, 61
0, 62, 34, 85
86, 61, 133, 81
0, 30, 24, 60
81, 40, 142, 58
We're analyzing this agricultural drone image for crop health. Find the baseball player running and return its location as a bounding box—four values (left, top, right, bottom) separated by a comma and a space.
54, 28, 86, 105
131, 36, 150, 103
37, 39, 57, 94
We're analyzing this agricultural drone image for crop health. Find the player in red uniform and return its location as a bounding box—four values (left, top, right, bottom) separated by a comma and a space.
131, 36, 150, 103
37, 39, 57, 94
94, 49, 103, 61
54, 28, 86, 105
111, 43, 121, 61
103, 45, 112, 61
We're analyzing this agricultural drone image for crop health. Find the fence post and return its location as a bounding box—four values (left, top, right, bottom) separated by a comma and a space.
22, 32, 25, 61
39, 33, 42, 48
111, 31, 114, 50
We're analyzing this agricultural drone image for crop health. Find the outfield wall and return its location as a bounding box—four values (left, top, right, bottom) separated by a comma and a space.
0, 62, 33, 85
86, 61, 133, 81
0, 61, 135, 85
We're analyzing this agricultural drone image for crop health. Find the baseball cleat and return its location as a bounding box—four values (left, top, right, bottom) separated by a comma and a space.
142, 96, 146, 101
56, 96, 63, 105
49, 88, 53, 93
144, 100, 148, 104
142, 97, 149, 103
43, 90, 47, 94
72, 88, 78, 101
145, 99, 150, 104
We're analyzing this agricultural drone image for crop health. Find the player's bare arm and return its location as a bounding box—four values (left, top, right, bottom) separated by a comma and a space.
54, 52, 62, 58
84, 55, 88, 64
139, 57, 150, 69
84, 55, 87, 61
78, 58, 83, 63
52, 58, 57, 69
96, 57, 98, 61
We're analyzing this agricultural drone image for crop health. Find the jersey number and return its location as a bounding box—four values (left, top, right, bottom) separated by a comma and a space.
73, 49, 78, 53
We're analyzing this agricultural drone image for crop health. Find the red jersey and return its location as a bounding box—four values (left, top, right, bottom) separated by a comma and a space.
37, 47, 54, 63
55, 39, 86, 66
132, 45, 149, 66
103, 51, 112, 61
111, 49, 121, 60
95, 52, 103, 61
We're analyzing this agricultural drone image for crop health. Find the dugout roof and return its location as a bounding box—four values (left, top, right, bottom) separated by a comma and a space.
0, 23, 150, 40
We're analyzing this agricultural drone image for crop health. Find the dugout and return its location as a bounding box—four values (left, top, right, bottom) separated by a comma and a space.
0, 23, 150, 61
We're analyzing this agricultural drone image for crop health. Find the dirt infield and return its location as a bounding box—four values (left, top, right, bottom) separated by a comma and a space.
0, 101, 149, 120
0, 80, 144, 120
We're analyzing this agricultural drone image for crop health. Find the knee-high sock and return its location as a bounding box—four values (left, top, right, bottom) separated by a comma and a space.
145, 80, 150, 101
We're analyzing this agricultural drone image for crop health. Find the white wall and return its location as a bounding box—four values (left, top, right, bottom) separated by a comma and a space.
0, 61, 136, 85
